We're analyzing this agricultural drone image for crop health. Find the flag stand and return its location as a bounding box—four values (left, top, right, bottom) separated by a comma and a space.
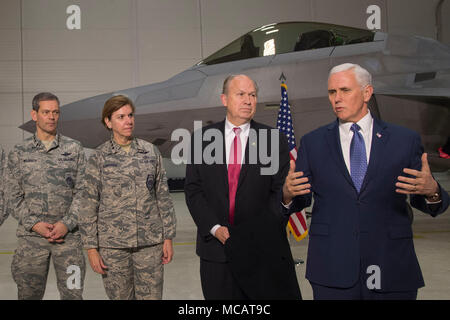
287, 228, 305, 266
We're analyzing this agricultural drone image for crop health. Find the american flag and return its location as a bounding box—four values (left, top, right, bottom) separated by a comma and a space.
277, 81, 308, 241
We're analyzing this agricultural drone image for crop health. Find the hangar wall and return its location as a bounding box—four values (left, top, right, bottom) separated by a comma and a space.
0, 0, 448, 152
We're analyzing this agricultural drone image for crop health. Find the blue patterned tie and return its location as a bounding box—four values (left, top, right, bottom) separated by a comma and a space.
350, 123, 367, 193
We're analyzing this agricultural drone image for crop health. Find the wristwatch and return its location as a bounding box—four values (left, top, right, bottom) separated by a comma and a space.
426, 191, 441, 202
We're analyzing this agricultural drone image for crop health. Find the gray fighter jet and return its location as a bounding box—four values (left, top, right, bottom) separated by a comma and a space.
21, 22, 450, 169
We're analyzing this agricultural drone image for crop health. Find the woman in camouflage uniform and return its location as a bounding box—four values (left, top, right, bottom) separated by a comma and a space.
77, 95, 176, 299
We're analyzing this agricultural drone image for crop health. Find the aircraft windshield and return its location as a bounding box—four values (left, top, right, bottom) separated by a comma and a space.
199, 22, 375, 65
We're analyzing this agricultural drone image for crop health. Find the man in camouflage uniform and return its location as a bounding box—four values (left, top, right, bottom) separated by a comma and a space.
5, 92, 86, 300
0, 146, 5, 226
77, 95, 176, 300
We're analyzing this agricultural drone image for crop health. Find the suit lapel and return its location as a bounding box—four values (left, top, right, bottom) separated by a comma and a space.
359, 118, 389, 194
208, 120, 228, 192
326, 120, 354, 187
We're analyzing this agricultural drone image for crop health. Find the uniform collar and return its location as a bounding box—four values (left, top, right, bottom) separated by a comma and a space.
31, 133, 60, 151
107, 136, 145, 155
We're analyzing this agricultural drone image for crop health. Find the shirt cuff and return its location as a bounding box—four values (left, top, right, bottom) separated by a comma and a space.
425, 199, 442, 205
281, 200, 292, 209
61, 216, 76, 232
23, 215, 40, 232
82, 238, 99, 249
210, 224, 221, 237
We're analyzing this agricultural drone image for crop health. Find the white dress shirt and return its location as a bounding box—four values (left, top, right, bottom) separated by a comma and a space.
224, 118, 250, 167
339, 111, 373, 174
211, 118, 251, 236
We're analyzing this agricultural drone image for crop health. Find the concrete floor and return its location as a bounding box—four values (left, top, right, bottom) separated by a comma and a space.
0, 171, 449, 300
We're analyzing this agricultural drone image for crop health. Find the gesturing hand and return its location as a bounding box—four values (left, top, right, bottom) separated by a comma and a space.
282, 160, 311, 205
396, 153, 439, 196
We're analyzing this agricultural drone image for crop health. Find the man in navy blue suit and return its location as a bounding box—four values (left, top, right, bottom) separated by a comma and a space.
282, 63, 449, 300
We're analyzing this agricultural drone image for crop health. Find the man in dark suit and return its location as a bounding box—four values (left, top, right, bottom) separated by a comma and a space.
185, 74, 301, 300
282, 63, 449, 300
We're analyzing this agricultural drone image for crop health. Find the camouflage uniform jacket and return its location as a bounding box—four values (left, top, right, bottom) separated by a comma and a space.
5, 134, 86, 237
77, 138, 176, 249
0, 146, 5, 225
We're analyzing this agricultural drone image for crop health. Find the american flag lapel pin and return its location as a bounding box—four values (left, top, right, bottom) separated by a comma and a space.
376, 132, 382, 138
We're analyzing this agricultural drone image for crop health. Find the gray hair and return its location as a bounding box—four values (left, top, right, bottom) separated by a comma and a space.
328, 63, 372, 88
222, 74, 259, 96
32, 92, 60, 111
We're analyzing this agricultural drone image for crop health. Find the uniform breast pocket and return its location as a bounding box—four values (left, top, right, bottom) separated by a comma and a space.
51, 166, 77, 190
138, 159, 157, 193
146, 173, 155, 192
21, 159, 41, 186
64, 171, 76, 189
103, 178, 123, 198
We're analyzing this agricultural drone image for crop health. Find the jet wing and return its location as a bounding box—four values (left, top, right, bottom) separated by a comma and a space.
375, 87, 450, 99
19, 22, 450, 165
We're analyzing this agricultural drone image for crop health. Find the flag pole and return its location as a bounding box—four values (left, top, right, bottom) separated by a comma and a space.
276, 72, 307, 266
